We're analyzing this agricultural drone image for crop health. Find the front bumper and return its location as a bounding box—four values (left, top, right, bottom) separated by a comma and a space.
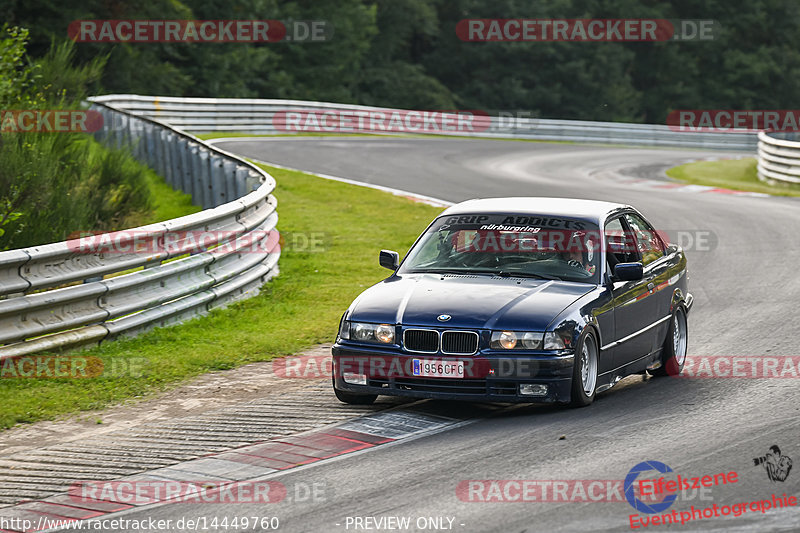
332, 343, 575, 403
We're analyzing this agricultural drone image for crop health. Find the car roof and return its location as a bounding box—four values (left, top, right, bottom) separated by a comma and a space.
440, 197, 631, 224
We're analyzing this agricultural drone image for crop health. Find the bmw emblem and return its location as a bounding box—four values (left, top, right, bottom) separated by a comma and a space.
437, 314, 451, 322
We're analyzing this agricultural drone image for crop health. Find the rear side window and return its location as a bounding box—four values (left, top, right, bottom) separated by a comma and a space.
624, 213, 665, 266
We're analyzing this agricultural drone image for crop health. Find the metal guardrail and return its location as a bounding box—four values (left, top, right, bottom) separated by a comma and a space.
0, 93, 767, 360
757, 131, 800, 184
0, 102, 280, 360
90, 94, 758, 150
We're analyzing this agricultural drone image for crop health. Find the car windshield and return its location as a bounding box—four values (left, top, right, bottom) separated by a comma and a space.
400, 213, 601, 283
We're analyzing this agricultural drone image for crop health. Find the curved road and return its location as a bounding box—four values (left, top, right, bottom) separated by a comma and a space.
123, 138, 800, 531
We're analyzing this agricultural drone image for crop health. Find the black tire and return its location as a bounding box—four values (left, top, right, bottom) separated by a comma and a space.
334, 387, 378, 405
652, 306, 688, 377
569, 329, 599, 407
332, 377, 378, 405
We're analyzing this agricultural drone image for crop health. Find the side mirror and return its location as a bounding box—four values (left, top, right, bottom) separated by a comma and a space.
379, 250, 400, 271
613, 262, 644, 282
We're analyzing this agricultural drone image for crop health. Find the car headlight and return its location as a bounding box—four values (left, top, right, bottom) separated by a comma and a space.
375, 324, 395, 343
338, 318, 350, 340
343, 321, 395, 344
543, 325, 575, 350
491, 331, 543, 350
543, 331, 565, 350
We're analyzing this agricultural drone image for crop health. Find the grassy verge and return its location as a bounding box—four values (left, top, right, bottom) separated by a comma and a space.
0, 165, 443, 430
666, 158, 800, 197
137, 168, 201, 223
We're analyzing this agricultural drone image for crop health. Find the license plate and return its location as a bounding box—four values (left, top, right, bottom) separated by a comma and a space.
412, 359, 464, 378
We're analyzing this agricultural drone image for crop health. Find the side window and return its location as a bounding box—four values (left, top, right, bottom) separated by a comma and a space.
624, 213, 664, 267
604, 217, 638, 268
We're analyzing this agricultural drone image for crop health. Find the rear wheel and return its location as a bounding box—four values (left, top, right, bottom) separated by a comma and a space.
652, 306, 688, 376
570, 330, 598, 407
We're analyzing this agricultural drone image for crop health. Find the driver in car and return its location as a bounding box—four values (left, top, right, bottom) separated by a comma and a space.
562, 232, 597, 275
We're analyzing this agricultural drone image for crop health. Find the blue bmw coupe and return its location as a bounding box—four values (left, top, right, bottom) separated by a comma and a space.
332, 198, 692, 407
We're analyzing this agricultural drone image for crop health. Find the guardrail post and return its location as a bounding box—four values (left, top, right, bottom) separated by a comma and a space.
144, 127, 151, 171
235, 167, 250, 198
115, 113, 125, 150
103, 109, 112, 145
169, 134, 182, 191
128, 116, 138, 156
178, 139, 193, 197
246, 170, 263, 192
153, 129, 164, 178
223, 160, 237, 202
199, 149, 213, 209
125, 113, 133, 149
108, 111, 118, 147
133, 117, 145, 160
188, 143, 202, 207
143, 123, 154, 168
161, 130, 171, 180
93, 107, 107, 143
163, 132, 175, 187
210, 155, 227, 207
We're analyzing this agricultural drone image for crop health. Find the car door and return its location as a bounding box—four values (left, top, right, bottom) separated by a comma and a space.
605, 215, 656, 369
623, 212, 672, 355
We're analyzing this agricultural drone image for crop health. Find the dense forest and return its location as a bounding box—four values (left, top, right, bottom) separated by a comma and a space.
3, 0, 799, 123
2, 0, 799, 249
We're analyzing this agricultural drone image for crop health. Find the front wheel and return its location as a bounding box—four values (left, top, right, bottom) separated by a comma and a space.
570, 330, 598, 407
334, 387, 377, 405
652, 306, 688, 377
332, 378, 378, 405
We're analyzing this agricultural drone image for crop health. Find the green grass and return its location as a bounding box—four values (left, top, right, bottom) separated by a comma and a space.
0, 165, 443, 430
114, 165, 200, 229
666, 158, 800, 197
140, 168, 202, 223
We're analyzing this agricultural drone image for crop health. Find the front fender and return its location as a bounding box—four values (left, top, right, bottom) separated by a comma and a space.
546, 287, 609, 351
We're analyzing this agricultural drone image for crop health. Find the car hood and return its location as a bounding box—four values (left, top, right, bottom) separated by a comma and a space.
348, 274, 593, 331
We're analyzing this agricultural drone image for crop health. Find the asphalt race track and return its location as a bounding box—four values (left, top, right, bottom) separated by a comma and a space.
87, 137, 800, 531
